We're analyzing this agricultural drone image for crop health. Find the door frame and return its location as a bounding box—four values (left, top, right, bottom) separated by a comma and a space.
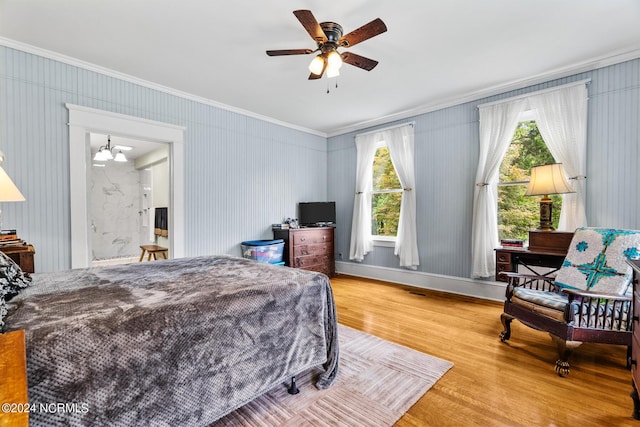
66, 104, 185, 268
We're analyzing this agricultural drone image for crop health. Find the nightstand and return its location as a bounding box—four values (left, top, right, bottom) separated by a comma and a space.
0, 244, 35, 273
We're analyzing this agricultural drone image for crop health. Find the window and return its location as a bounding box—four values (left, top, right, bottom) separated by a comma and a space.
497, 120, 561, 240
371, 144, 402, 238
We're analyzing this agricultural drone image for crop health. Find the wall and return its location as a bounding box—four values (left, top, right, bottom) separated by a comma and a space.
152, 158, 169, 249
135, 145, 170, 248
0, 46, 327, 272
328, 59, 640, 284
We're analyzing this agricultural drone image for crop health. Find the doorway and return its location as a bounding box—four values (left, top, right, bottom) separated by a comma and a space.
88, 133, 169, 266
67, 104, 185, 269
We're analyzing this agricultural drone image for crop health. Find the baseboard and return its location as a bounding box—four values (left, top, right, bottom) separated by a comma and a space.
335, 261, 506, 302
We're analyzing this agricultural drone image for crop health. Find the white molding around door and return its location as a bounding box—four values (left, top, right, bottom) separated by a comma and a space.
66, 104, 185, 268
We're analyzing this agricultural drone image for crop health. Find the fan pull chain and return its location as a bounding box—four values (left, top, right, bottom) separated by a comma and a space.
326, 77, 339, 94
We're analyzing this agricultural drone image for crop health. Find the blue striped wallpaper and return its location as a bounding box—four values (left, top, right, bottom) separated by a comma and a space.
1, 44, 638, 279
328, 59, 640, 278
1, 47, 327, 272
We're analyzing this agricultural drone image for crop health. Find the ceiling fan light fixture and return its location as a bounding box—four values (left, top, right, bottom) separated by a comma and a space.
327, 50, 342, 69
308, 55, 325, 75
326, 66, 340, 78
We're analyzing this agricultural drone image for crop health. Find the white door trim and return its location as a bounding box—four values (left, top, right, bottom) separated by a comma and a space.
66, 104, 185, 268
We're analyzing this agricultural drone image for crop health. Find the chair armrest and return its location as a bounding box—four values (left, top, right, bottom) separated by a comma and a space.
561, 288, 632, 302
560, 289, 632, 330
500, 272, 559, 300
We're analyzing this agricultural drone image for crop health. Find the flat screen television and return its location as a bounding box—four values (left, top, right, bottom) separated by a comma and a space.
298, 201, 336, 227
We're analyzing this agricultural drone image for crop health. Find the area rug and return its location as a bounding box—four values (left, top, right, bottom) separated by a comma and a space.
212, 324, 453, 426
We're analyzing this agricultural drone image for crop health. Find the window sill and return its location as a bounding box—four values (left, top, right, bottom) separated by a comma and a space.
372, 237, 396, 247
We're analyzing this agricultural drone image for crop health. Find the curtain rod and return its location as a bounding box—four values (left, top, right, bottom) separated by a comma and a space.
477, 78, 591, 109
356, 121, 415, 137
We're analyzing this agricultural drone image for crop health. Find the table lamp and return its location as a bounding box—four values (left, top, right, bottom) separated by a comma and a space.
524, 163, 574, 232
0, 153, 25, 230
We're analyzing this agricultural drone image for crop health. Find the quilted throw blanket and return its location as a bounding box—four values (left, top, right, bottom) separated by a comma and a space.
3, 255, 339, 426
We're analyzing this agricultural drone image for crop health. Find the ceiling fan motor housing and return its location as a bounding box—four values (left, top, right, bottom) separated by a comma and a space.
320, 22, 343, 41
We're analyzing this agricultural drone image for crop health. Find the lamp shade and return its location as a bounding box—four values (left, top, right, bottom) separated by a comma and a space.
308, 55, 325, 76
525, 163, 574, 196
113, 151, 127, 162
0, 166, 25, 201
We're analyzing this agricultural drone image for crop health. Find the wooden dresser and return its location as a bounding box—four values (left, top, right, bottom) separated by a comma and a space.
629, 259, 640, 419
273, 227, 335, 277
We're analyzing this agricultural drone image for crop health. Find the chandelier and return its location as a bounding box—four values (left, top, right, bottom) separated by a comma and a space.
94, 135, 127, 162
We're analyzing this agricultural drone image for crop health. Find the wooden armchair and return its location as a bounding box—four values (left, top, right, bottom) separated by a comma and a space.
500, 227, 640, 376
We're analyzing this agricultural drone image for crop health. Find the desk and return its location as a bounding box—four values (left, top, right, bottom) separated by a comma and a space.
495, 247, 567, 282
495, 230, 573, 282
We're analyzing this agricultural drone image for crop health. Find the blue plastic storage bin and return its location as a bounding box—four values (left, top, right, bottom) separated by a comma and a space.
241, 239, 285, 264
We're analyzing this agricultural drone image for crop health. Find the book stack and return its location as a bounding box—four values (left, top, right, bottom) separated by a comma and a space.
0, 230, 27, 247
501, 238, 525, 248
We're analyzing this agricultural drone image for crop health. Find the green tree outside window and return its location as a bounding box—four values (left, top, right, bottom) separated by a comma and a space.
498, 121, 561, 240
372, 146, 402, 236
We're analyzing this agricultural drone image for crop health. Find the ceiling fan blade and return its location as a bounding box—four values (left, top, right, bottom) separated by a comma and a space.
341, 52, 379, 71
339, 18, 387, 47
308, 61, 327, 80
293, 10, 327, 43
266, 49, 314, 56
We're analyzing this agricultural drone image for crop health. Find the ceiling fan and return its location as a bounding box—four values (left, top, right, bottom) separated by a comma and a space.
266, 10, 387, 80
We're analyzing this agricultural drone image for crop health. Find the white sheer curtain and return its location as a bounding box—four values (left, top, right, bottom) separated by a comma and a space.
349, 134, 377, 262
386, 125, 419, 269
471, 99, 526, 278
529, 84, 588, 230
349, 123, 419, 268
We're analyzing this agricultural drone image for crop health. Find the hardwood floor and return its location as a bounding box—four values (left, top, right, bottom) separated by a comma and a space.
330, 274, 637, 426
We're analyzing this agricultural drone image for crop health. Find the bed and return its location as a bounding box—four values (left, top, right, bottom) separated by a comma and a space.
0, 254, 339, 426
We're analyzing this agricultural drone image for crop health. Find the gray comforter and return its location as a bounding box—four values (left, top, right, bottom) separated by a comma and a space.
3, 255, 339, 426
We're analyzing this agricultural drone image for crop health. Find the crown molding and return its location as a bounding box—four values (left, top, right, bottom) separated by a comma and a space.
326, 46, 640, 137
2, 36, 638, 140
0, 37, 327, 138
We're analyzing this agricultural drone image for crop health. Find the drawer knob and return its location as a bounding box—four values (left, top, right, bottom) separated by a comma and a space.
632, 359, 638, 367
634, 316, 639, 323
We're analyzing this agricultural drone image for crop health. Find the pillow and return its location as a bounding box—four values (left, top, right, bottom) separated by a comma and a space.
554, 228, 640, 294
0, 250, 32, 302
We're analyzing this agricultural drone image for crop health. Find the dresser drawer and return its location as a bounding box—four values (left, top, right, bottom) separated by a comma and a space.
294, 254, 330, 269
633, 333, 640, 383
293, 242, 332, 257
292, 230, 333, 245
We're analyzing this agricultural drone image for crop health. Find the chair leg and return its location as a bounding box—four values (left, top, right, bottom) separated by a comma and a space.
499, 313, 513, 342
550, 334, 582, 377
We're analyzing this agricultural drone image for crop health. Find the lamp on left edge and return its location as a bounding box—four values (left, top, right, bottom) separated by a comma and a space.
0, 163, 25, 230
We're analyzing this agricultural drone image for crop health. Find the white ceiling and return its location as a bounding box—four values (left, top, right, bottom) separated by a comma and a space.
1, 0, 639, 136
